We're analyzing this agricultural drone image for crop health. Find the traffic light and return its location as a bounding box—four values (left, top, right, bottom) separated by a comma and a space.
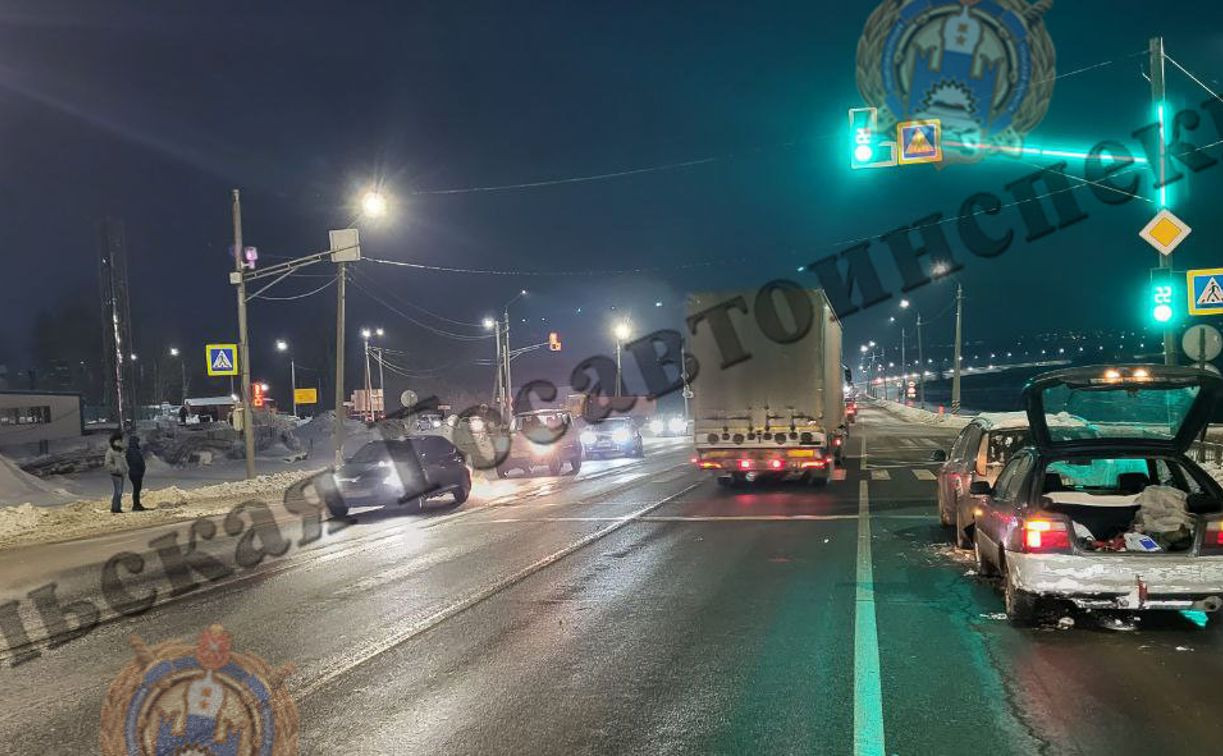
548, 331, 562, 351
848, 107, 896, 170
1150, 268, 1177, 324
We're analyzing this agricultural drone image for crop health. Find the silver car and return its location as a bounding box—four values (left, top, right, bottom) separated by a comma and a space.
970, 365, 1223, 625
935, 413, 1038, 549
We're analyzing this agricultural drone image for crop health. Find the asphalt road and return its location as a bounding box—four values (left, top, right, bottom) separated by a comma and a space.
4, 407, 1223, 754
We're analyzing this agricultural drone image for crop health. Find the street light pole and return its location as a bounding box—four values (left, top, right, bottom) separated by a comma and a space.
362, 329, 373, 423
333, 261, 346, 465
900, 325, 906, 404
916, 313, 926, 410
1150, 36, 1176, 367
613, 321, 631, 398
952, 283, 964, 414
232, 189, 256, 480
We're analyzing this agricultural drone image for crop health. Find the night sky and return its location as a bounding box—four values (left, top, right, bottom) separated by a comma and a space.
3, 1, 1223, 407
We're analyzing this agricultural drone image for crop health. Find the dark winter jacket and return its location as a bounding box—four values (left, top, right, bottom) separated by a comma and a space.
125, 440, 146, 478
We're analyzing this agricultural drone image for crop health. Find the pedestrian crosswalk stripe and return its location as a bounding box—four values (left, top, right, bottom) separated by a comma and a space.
911, 469, 936, 481
870, 469, 890, 481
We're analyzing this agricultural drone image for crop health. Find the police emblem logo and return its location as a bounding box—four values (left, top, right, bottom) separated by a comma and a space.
857, 0, 1056, 162
101, 625, 298, 755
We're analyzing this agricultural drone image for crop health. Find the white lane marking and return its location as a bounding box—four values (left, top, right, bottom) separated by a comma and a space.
296, 480, 702, 700
833, 468, 848, 482
461, 513, 936, 524
862, 434, 870, 470
855, 479, 886, 756
870, 469, 891, 481
911, 469, 937, 481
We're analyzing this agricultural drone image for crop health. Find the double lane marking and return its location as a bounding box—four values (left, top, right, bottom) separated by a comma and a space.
855, 479, 886, 756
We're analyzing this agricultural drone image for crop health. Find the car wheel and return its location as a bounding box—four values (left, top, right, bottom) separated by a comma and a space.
453, 479, 470, 505
974, 536, 998, 578
566, 456, 581, 475
1004, 574, 1038, 627
716, 476, 734, 488
953, 505, 973, 550
548, 458, 563, 476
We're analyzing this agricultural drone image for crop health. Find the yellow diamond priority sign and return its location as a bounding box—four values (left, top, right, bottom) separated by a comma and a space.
1139, 209, 1192, 256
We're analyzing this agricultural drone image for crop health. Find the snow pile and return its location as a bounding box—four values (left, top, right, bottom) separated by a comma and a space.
0, 454, 74, 507
871, 399, 972, 429
0, 468, 324, 550
1201, 462, 1223, 489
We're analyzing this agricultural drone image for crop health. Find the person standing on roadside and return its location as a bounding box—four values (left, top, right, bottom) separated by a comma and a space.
125, 435, 148, 511
104, 432, 128, 514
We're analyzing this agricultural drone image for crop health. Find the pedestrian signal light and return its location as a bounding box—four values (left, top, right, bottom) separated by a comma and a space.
848, 107, 896, 170
548, 331, 562, 352
1150, 268, 1177, 324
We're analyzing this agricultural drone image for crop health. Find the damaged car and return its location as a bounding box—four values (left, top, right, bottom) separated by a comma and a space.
970, 365, 1223, 626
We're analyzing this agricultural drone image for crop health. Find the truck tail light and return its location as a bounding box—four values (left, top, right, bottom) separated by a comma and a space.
1022, 516, 1072, 554
800, 460, 826, 469
738, 459, 753, 470
769, 458, 783, 470
1202, 519, 1223, 555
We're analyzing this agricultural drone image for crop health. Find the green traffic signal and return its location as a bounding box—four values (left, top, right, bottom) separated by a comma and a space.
1150, 268, 1178, 324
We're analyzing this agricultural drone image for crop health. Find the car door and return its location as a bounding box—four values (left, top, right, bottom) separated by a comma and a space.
945, 424, 982, 514
977, 452, 1036, 559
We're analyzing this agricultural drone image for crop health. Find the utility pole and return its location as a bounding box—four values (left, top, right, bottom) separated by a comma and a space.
376, 347, 386, 420
290, 358, 298, 418
334, 261, 347, 466
900, 325, 906, 404
492, 320, 504, 419
502, 309, 513, 419
951, 284, 964, 414
362, 333, 373, 422
916, 312, 925, 410
1151, 36, 1176, 367
232, 190, 256, 479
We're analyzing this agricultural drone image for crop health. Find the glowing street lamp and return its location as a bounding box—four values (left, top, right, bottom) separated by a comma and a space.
360, 190, 388, 219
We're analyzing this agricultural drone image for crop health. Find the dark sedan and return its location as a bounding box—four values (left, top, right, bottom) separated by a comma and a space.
321, 436, 471, 518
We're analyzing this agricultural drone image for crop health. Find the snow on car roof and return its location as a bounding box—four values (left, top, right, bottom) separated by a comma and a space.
975, 411, 1087, 431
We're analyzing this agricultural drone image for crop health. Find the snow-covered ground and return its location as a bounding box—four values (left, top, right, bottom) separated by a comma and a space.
868, 398, 972, 429
0, 468, 325, 551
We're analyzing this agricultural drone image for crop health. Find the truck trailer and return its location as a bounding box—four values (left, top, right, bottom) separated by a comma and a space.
687, 287, 845, 485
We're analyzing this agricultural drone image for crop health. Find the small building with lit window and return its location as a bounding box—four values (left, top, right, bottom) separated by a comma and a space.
0, 391, 84, 445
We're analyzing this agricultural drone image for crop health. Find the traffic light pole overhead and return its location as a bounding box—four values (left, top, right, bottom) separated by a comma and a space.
1151, 36, 1177, 367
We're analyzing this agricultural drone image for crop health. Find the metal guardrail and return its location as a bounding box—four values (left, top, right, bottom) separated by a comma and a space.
1191, 440, 1223, 466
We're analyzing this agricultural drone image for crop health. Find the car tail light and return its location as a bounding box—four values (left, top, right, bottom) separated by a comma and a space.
769, 459, 783, 470
738, 459, 753, 470
834, 437, 843, 447
1022, 516, 1072, 553
1202, 519, 1223, 555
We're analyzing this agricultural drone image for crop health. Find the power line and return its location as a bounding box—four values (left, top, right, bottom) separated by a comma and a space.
347, 272, 493, 341
1164, 53, 1223, 105
251, 275, 337, 301
350, 266, 489, 328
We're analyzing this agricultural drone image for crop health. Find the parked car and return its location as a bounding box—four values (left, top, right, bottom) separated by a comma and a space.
934, 412, 1064, 548
580, 416, 644, 458
969, 365, 1223, 625
322, 436, 471, 518
496, 409, 583, 477
846, 398, 857, 424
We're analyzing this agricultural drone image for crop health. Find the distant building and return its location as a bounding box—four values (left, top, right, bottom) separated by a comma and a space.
0, 391, 84, 445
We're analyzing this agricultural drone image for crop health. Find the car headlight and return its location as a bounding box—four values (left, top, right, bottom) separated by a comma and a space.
611, 428, 632, 443
580, 430, 597, 445
648, 419, 664, 434
667, 417, 686, 434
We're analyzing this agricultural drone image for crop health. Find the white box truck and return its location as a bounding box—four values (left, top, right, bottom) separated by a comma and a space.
687, 287, 845, 485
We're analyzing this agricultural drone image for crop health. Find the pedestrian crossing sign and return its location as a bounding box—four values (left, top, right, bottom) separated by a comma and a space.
1188, 269, 1223, 316
206, 343, 239, 376
896, 119, 942, 165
